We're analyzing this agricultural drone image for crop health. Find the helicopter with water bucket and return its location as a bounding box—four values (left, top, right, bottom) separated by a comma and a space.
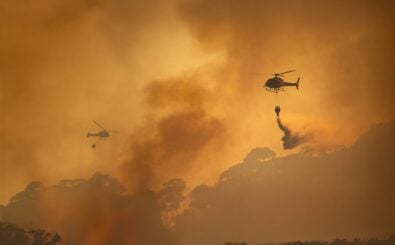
264, 70, 300, 93
87, 121, 119, 148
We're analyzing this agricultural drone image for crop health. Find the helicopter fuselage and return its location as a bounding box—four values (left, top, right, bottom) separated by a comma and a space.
265, 77, 295, 88
87, 130, 110, 138
264, 76, 299, 92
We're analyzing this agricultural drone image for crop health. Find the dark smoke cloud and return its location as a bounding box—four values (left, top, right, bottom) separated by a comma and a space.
120, 75, 226, 193
276, 116, 310, 149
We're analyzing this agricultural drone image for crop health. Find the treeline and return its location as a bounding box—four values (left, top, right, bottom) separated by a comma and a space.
0, 222, 61, 245
224, 235, 395, 245
281, 236, 395, 245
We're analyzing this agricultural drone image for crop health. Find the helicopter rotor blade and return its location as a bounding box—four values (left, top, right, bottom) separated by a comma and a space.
279, 69, 296, 75
93, 120, 106, 130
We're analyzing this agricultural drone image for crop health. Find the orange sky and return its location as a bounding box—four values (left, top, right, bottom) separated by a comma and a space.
1, 0, 394, 203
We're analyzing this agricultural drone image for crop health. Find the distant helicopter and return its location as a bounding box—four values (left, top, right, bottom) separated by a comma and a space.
87, 121, 119, 138
264, 70, 300, 93
87, 121, 119, 148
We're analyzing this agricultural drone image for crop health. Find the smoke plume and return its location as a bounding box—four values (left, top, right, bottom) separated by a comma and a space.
120, 74, 227, 193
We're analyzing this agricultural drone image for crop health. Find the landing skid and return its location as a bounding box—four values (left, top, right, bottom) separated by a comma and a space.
265, 87, 284, 93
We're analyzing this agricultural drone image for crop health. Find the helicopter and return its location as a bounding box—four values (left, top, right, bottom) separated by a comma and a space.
87, 121, 119, 148
264, 70, 300, 93
87, 121, 118, 138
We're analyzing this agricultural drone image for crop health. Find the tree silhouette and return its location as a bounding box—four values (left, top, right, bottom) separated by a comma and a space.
0, 222, 61, 245
281, 234, 395, 245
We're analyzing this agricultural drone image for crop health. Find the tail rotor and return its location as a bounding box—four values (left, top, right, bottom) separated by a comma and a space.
296, 77, 300, 90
